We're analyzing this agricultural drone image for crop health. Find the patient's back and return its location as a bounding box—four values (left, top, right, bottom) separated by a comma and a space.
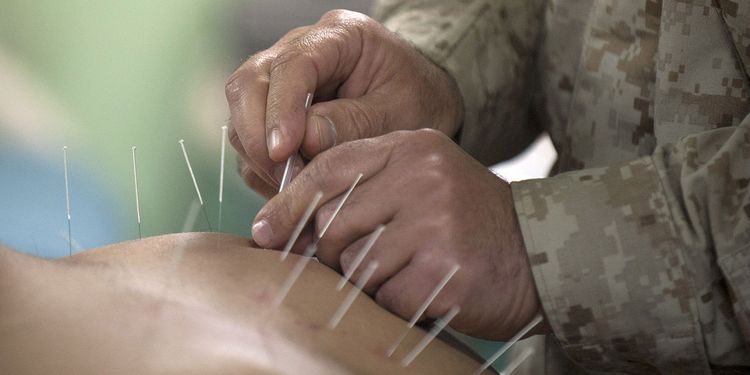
69, 232, 492, 375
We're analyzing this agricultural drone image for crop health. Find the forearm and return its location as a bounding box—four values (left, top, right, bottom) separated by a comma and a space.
512, 120, 750, 372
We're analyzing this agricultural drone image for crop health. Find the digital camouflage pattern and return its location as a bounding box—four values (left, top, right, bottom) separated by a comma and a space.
373, 0, 750, 374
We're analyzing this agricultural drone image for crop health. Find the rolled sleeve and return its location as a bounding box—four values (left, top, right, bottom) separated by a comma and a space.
512, 157, 712, 374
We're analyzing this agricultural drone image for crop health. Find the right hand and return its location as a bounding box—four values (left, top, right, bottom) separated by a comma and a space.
226, 9, 463, 197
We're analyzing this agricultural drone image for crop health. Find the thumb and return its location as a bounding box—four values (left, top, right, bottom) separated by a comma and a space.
301, 96, 385, 158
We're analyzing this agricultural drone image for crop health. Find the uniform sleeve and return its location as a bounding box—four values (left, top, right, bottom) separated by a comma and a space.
512, 119, 750, 373
371, 0, 547, 166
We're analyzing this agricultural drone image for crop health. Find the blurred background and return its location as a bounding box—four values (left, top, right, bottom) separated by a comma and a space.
0, 0, 373, 255
0, 0, 553, 371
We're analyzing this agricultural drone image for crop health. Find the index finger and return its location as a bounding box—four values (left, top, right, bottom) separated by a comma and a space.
251, 136, 394, 249
264, 23, 362, 162
226, 54, 279, 188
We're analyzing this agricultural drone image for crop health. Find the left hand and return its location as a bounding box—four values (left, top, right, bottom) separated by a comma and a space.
251, 129, 544, 340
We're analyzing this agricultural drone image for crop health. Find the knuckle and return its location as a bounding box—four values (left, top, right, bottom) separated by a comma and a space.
268, 199, 296, 230
414, 128, 449, 146
420, 154, 450, 185
321, 9, 354, 23
321, 9, 374, 29
347, 101, 384, 139
225, 70, 249, 104
226, 55, 271, 102
375, 285, 403, 316
309, 151, 340, 186
269, 49, 308, 76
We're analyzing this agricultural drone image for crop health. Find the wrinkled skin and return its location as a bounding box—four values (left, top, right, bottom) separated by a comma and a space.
226, 9, 463, 197
252, 130, 546, 340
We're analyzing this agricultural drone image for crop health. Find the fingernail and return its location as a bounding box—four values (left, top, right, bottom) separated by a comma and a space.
313, 115, 337, 150
252, 219, 273, 246
268, 128, 282, 153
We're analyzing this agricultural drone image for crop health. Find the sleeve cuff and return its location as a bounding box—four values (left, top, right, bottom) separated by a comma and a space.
511, 156, 710, 373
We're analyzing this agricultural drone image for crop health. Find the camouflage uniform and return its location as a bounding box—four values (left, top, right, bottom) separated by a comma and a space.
373, 0, 750, 373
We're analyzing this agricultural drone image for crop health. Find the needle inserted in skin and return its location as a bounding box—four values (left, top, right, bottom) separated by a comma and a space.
63, 146, 72, 255
500, 347, 535, 375
280, 191, 324, 261
178, 139, 213, 231
278, 92, 313, 192
218, 126, 228, 234
336, 225, 386, 290
472, 314, 543, 375
273, 173, 364, 307
387, 264, 461, 357
400, 305, 461, 367
168, 198, 201, 277
315, 173, 364, 243
273, 243, 318, 308
181, 198, 201, 233
328, 261, 379, 329
131, 146, 142, 240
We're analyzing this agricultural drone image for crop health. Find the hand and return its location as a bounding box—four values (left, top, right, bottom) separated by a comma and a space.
251, 129, 544, 340
226, 10, 463, 196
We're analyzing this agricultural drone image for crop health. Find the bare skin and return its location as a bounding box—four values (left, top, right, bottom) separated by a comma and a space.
252, 129, 547, 341
226, 9, 463, 197
0, 233, 494, 374
226, 9, 546, 342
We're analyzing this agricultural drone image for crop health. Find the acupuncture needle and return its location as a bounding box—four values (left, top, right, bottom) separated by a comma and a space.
62, 146, 72, 255
131, 146, 143, 240
273, 242, 318, 308
58, 230, 82, 253
218, 126, 228, 234
278, 92, 313, 192
327, 260, 379, 329
279, 191, 324, 261
387, 264, 460, 357
336, 225, 385, 290
273, 173, 363, 307
472, 313, 543, 375
400, 305, 461, 367
182, 198, 202, 233
500, 347, 535, 375
178, 139, 213, 231
315, 172, 363, 244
